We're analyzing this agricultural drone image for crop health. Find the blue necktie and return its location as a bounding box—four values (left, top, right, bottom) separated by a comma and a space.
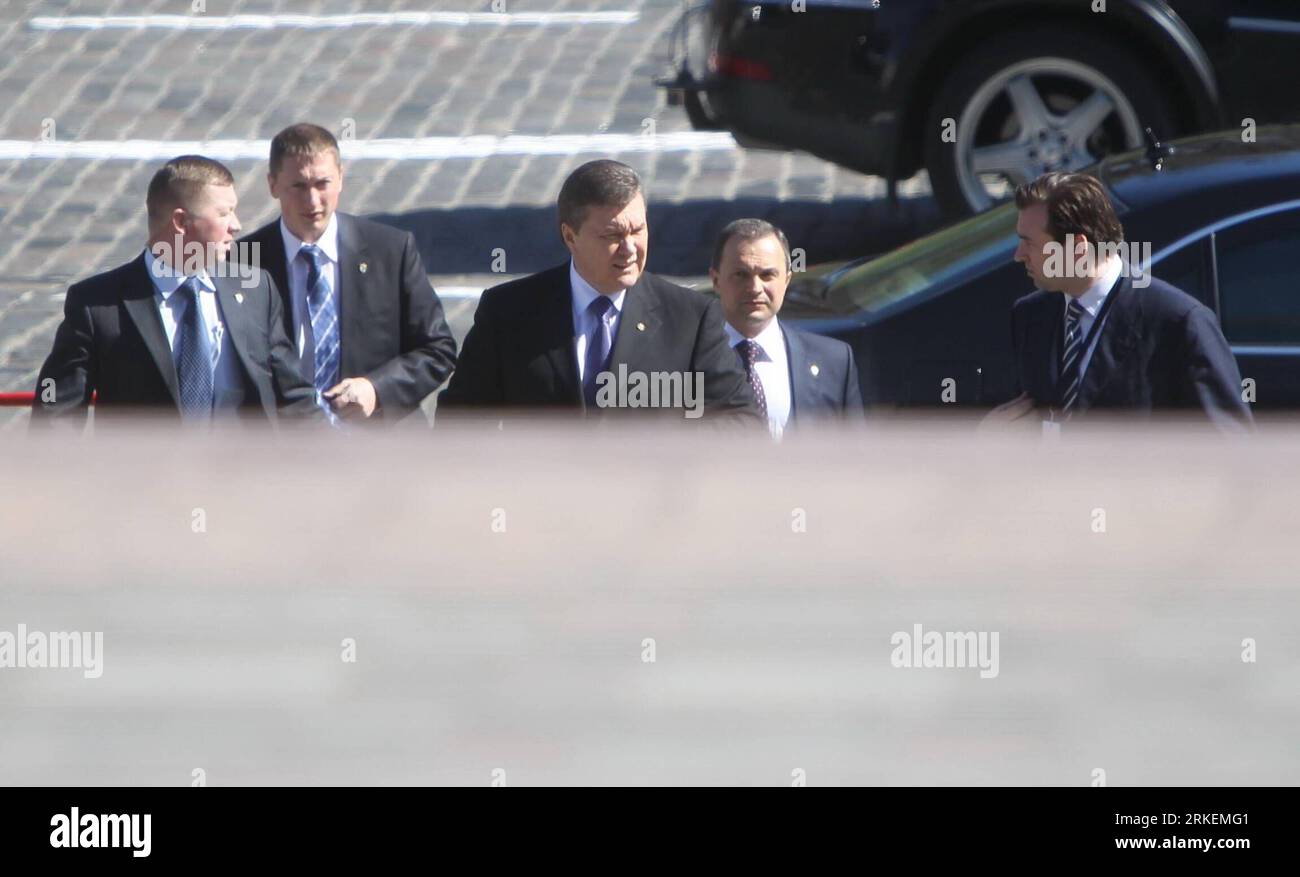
174, 276, 213, 421
1058, 297, 1087, 414
299, 244, 341, 419
583, 296, 615, 409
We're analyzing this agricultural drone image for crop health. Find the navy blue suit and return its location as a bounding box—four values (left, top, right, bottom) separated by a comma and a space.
780, 324, 865, 424
1011, 275, 1252, 431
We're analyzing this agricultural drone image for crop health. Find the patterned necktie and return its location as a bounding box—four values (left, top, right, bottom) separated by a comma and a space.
737, 339, 769, 417
583, 295, 615, 409
174, 276, 213, 421
299, 244, 341, 417
1058, 297, 1087, 415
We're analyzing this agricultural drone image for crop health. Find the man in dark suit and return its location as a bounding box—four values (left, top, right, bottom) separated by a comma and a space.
240, 123, 456, 425
709, 218, 864, 438
439, 160, 760, 425
985, 172, 1252, 433
32, 155, 319, 429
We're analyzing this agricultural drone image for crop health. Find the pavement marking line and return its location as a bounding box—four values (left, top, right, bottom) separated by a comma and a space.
28, 12, 640, 31
0, 133, 738, 161
433, 287, 484, 301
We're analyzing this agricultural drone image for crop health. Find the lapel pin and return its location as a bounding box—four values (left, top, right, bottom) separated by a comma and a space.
810, 364, 820, 377
359, 262, 368, 274
636, 322, 646, 331
234, 292, 244, 304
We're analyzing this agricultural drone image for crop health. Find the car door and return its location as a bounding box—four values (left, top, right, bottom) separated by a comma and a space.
1208, 203, 1300, 407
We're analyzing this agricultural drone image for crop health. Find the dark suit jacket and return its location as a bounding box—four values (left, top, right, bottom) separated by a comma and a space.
1011, 274, 1253, 431
240, 212, 457, 421
440, 263, 762, 424
780, 323, 865, 425
31, 253, 319, 427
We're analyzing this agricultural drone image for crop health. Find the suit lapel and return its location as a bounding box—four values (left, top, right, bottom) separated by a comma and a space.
121, 254, 180, 406
540, 266, 582, 404
781, 324, 809, 419
1076, 275, 1140, 413
336, 213, 370, 377
212, 272, 258, 388
609, 274, 661, 374
255, 221, 293, 339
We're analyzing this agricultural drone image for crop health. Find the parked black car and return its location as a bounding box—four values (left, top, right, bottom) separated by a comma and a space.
775, 125, 1300, 411
661, 0, 1300, 216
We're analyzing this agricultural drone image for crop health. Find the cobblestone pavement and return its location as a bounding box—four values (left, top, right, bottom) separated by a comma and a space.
0, 0, 938, 427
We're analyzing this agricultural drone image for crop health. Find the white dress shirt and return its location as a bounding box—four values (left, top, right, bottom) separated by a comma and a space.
725, 317, 792, 439
144, 248, 241, 408
570, 260, 626, 382
280, 213, 341, 359
1066, 254, 1124, 382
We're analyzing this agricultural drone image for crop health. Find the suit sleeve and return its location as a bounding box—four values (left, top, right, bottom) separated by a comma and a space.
362, 232, 458, 416
438, 289, 503, 409
266, 275, 323, 420
692, 297, 764, 426
1181, 305, 1254, 433
30, 284, 95, 427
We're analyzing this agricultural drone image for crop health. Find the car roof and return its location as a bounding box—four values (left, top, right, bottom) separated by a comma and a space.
1100, 125, 1300, 210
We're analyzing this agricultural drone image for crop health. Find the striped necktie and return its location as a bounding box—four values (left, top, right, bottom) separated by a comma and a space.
1058, 297, 1087, 415
299, 244, 341, 421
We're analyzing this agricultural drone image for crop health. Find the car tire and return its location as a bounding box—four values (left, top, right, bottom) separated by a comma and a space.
923, 27, 1179, 218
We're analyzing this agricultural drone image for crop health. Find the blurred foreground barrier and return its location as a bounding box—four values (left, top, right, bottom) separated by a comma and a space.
0, 422, 1297, 785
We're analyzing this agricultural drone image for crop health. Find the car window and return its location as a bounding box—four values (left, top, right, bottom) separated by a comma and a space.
1151, 239, 1208, 307
1213, 207, 1300, 345
826, 203, 1018, 314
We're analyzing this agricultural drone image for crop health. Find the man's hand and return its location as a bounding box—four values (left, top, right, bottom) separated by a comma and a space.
324, 377, 378, 419
978, 391, 1038, 432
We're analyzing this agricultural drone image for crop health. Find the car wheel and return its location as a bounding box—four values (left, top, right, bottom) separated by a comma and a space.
683, 89, 723, 131
923, 28, 1177, 217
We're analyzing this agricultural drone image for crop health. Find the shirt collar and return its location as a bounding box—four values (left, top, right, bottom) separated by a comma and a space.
1071, 254, 1124, 319
569, 260, 626, 321
143, 247, 216, 299
725, 317, 784, 361
280, 212, 340, 266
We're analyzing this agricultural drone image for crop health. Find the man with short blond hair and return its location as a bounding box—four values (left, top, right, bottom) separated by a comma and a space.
33, 155, 318, 427
240, 122, 456, 425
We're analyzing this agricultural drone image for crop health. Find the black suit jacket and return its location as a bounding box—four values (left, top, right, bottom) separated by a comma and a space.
780, 323, 865, 425
31, 253, 319, 427
240, 212, 457, 421
440, 263, 761, 424
1011, 274, 1253, 431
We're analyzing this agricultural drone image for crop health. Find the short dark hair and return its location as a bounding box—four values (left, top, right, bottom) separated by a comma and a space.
711, 218, 791, 271
145, 155, 235, 224
269, 123, 340, 177
557, 160, 642, 233
1014, 172, 1124, 257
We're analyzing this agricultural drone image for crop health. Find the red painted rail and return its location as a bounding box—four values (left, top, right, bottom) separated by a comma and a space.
0, 392, 97, 406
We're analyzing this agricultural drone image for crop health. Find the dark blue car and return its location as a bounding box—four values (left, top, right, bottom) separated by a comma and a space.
779, 126, 1300, 411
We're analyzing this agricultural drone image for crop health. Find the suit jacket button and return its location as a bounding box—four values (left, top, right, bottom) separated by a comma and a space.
810, 364, 819, 377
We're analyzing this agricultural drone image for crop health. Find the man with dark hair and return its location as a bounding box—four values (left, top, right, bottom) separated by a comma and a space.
32, 155, 319, 428
440, 159, 760, 423
710, 218, 863, 437
985, 171, 1251, 432
240, 122, 456, 425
